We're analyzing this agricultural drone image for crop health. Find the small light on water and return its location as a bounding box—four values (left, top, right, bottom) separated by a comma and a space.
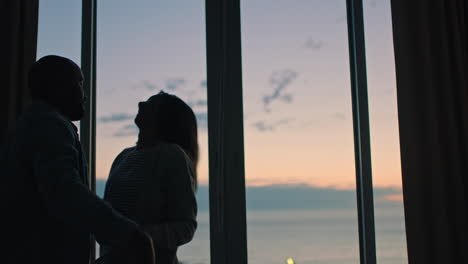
286, 257, 295, 264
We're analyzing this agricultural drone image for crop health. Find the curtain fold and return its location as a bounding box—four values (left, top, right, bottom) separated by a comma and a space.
0, 0, 39, 144
391, 1, 468, 263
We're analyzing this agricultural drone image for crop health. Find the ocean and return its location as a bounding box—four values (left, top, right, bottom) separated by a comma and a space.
177, 208, 407, 264
96, 181, 407, 264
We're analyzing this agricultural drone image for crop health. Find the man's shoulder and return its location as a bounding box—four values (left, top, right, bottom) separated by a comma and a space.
19, 102, 77, 141
27, 101, 69, 122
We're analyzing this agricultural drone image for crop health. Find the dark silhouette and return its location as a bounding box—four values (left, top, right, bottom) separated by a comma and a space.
102, 91, 198, 264
2, 55, 154, 264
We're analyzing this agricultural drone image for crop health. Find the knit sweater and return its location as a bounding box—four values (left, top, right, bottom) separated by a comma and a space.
103, 143, 197, 264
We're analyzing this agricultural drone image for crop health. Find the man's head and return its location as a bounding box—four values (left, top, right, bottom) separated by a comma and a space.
28, 55, 86, 121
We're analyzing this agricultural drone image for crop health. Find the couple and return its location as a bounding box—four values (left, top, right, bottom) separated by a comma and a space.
3, 55, 198, 264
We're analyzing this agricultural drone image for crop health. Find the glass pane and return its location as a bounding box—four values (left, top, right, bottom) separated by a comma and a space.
37, 0, 82, 129
241, 1, 360, 263
37, 1, 81, 62
364, 1, 408, 263
96, 1, 208, 263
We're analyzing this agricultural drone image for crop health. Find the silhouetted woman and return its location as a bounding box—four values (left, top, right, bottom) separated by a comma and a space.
102, 91, 198, 264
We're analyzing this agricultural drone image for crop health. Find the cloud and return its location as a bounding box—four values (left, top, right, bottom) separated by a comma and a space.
142, 80, 157, 91
200, 80, 207, 88
252, 121, 273, 132
165, 78, 186, 91
241, 185, 403, 210
304, 38, 324, 50
113, 124, 138, 137
280, 94, 293, 103
106, 111, 207, 136
252, 118, 294, 132
333, 112, 347, 120
94, 180, 403, 211
277, 118, 293, 125
188, 99, 208, 108
263, 70, 298, 112
196, 99, 208, 106
196, 112, 207, 120
99, 113, 134, 123
195, 112, 208, 129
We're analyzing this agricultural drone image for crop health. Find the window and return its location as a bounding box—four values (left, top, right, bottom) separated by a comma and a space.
37, 0, 82, 129
241, 1, 360, 263
364, 1, 408, 263
37, 0, 407, 263
95, 1, 209, 263
37, 0, 81, 62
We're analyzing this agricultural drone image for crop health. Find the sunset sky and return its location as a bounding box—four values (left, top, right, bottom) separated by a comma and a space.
37, 0, 401, 190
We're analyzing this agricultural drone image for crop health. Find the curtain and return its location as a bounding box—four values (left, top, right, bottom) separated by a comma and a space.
391, 1, 468, 263
0, 0, 39, 145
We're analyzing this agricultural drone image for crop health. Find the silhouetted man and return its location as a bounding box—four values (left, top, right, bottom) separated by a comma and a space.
3, 55, 153, 264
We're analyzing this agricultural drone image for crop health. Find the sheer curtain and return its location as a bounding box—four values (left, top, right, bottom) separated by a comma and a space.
391, 1, 468, 263
0, 0, 38, 144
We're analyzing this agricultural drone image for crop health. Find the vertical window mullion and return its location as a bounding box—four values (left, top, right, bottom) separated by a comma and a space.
206, 0, 248, 263
80, 0, 97, 194
81, 0, 97, 262
346, 0, 377, 264
90, 0, 97, 194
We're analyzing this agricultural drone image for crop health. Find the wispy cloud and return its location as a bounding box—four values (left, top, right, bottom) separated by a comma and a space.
304, 38, 324, 50
142, 80, 158, 91
99, 113, 134, 123
188, 99, 208, 108
200, 80, 207, 88
114, 124, 138, 137
332, 112, 347, 121
252, 118, 294, 132
97, 180, 403, 210
106, 111, 207, 136
263, 70, 298, 112
165, 78, 186, 91
252, 121, 273, 132
195, 112, 208, 129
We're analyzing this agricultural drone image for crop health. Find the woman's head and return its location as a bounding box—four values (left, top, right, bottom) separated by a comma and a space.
135, 91, 199, 181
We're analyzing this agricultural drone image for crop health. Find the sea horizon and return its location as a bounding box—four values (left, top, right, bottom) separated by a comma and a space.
95, 180, 407, 264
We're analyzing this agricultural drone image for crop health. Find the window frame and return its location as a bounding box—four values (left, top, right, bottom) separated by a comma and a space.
205, 1, 248, 263
346, 0, 377, 263
80, 0, 379, 263
80, 0, 97, 261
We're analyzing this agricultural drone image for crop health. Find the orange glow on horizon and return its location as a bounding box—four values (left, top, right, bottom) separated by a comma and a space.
383, 194, 404, 201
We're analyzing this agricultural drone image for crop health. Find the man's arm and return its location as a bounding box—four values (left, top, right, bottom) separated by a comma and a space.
31, 113, 137, 245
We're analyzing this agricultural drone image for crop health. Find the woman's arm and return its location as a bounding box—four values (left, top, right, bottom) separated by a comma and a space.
145, 144, 198, 249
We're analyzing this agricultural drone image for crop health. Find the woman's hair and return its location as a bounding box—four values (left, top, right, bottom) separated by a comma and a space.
135, 91, 199, 185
